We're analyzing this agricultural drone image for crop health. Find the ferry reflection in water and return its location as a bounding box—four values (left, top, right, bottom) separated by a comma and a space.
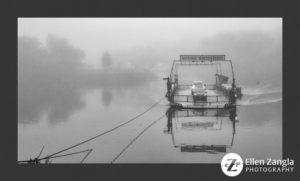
164, 107, 237, 154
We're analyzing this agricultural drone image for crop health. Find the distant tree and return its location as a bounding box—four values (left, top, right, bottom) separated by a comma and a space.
101, 51, 113, 68
46, 34, 85, 72
18, 36, 47, 77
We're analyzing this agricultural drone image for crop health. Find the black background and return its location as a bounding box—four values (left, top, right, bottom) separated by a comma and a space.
4, 0, 298, 180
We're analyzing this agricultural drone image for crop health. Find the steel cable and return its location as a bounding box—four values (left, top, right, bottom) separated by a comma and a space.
18, 96, 166, 163
111, 114, 165, 163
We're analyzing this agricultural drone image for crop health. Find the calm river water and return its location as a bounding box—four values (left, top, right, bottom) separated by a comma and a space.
18, 72, 282, 163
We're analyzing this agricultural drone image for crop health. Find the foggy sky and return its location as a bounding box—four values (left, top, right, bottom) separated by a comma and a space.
18, 18, 281, 68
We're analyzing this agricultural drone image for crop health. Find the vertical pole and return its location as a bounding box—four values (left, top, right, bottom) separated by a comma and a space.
167, 77, 170, 97
229, 60, 236, 105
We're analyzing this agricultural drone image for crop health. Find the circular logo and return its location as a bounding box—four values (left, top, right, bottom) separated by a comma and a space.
221, 153, 243, 177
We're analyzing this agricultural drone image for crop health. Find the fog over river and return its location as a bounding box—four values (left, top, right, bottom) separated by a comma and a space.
18, 18, 282, 163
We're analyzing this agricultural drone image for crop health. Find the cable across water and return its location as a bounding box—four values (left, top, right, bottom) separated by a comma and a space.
18, 96, 166, 163
111, 114, 165, 163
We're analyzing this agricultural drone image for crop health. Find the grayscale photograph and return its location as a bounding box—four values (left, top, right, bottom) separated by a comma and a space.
18, 18, 282, 164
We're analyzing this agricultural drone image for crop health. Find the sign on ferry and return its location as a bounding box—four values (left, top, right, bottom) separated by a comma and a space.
180, 55, 225, 61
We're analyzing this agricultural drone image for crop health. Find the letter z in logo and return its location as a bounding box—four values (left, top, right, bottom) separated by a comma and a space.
226, 159, 238, 171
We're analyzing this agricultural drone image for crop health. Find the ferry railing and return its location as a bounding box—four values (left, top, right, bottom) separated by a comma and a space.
215, 84, 231, 99
173, 95, 229, 103
177, 84, 216, 90
174, 109, 230, 118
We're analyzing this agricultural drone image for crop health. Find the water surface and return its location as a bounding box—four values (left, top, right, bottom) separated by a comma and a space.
18, 75, 282, 163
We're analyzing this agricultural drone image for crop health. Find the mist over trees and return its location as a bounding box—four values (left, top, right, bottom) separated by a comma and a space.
110, 28, 282, 86
18, 29, 281, 92
18, 35, 87, 124
18, 34, 86, 83
46, 35, 86, 73
18, 34, 157, 124
196, 29, 282, 85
